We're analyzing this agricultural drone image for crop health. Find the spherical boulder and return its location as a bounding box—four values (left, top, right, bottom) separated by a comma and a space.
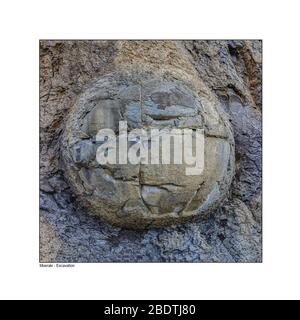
61, 71, 234, 228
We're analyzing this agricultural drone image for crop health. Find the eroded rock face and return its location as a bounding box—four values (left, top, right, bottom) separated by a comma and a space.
61, 72, 234, 228
40, 40, 261, 262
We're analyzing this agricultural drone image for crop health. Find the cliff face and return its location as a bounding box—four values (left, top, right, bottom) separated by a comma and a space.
40, 40, 262, 262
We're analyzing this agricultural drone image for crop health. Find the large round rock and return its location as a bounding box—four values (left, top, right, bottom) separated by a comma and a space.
61, 72, 235, 228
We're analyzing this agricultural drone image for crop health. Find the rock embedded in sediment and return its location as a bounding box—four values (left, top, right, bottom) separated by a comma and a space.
61, 71, 235, 228
40, 40, 261, 261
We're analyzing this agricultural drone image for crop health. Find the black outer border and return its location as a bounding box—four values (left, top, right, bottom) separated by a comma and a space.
39, 39, 263, 264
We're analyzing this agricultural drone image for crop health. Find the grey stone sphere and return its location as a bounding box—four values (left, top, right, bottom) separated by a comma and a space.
61, 72, 235, 229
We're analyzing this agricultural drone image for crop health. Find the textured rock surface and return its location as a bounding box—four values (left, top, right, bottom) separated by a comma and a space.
61, 69, 234, 228
40, 40, 262, 262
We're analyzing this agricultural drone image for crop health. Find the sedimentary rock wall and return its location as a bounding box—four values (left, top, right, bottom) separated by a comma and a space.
40, 40, 262, 262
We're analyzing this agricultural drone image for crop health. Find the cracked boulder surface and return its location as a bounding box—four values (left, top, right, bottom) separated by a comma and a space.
40, 40, 262, 262
61, 71, 234, 228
